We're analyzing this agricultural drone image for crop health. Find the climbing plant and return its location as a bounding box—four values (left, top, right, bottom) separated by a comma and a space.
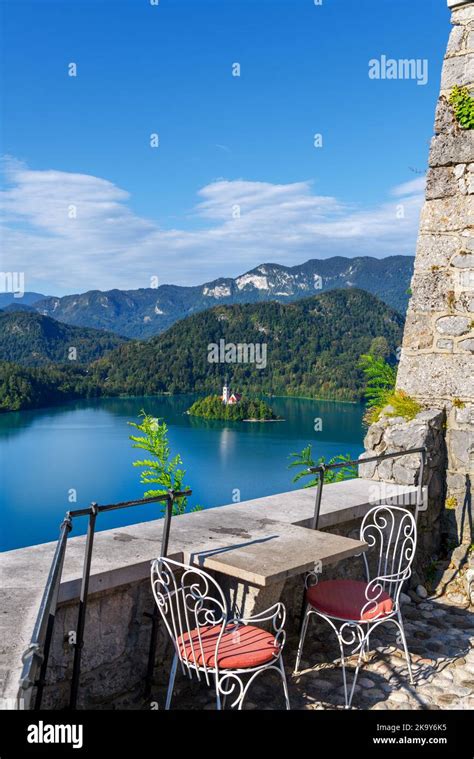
449, 85, 474, 129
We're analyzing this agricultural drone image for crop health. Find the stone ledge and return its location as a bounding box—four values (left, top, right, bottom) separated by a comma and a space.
448, 0, 473, 9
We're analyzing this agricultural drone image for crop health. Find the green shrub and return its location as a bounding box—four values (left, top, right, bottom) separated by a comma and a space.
359, 353, 421, 424
129, 411, 200, 515
288, 445, 357, 488
449, 86, 474, 129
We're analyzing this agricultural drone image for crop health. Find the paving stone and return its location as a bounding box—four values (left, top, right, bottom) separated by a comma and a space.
358, 677, 376, 689
440, 692, 462, 706
420, 610, 435, 619
307, 678, 334, 692
363, 688, 387, 701
414, 630, 431, 640
418, 602, 433, 611
387, 690, 413, 703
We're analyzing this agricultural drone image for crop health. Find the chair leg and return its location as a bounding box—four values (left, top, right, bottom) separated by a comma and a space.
165, 653, 178, 710
279, 656, 291, 710
396, 611, 414, 685
214, 675, 222, 710
347, 633, 367, 709
294, 605, 310, 673
335, 630, 350, 709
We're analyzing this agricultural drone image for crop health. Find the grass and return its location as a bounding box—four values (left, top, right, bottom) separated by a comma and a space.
364, 389, 422, 425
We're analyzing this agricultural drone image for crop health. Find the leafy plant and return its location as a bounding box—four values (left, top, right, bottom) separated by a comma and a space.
288, 445, 357, 488
358, 353, 397, 409
445, 495, 458, 510
129, 411, 199, 515
449, 85, 474, 129
359, 353, 421, 424
365, 390, 422, 425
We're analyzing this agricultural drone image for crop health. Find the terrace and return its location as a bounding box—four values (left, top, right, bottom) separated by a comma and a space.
1, 445, 473, 712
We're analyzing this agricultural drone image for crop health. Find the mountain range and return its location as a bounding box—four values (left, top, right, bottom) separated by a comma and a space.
5, 255, 413, 339
0, 292, 49, 308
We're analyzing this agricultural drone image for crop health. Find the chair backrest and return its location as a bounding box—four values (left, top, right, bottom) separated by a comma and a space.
360, 505, 417, 606
151, 557, 228, 682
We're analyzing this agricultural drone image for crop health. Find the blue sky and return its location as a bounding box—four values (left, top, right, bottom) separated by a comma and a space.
1, 0, 449, 294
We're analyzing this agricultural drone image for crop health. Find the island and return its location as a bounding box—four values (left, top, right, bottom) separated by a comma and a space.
187, 381, 281, 422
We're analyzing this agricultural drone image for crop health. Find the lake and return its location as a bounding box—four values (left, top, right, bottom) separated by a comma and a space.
0, 395, 364, 551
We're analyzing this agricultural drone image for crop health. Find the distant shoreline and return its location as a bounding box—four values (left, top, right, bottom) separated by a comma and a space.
267, 394, 358, 405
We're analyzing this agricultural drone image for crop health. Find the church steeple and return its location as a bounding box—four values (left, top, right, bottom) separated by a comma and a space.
222, 376, 229, 405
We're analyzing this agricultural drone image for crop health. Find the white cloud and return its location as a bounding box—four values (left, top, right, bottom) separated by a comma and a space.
0, 158, 425, 294
390, 177, 426, 197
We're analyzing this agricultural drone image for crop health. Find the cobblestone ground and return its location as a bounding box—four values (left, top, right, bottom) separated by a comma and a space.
160, 595, 474, 711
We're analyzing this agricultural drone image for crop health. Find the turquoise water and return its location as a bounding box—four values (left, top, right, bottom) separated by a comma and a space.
0, 395, 364, 551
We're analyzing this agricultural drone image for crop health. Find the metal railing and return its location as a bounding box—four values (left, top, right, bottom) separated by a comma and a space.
17, 489, 191, 711
309, 447, 427, 530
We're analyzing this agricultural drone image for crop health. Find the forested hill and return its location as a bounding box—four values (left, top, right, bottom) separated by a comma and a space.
0, 310, 127, 366
91, 288, 403, 402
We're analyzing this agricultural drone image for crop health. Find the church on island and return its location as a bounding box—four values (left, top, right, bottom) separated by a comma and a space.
221, 379, 241, 406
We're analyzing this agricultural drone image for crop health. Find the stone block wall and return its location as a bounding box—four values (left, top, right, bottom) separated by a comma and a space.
360, 408, 447, 581
395, 0, 474, 540
41, 580, 174, 709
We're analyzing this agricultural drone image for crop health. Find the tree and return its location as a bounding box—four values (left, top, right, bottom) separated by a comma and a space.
128, 411, 194, 515
369, 336, 390, 358
288, 445, 357, 488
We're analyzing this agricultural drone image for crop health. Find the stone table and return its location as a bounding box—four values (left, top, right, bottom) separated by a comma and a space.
186, 519, 367, 586
184, 516, 367, 615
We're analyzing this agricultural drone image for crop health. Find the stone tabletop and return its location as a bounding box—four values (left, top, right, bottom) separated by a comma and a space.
185, 520, 367, 586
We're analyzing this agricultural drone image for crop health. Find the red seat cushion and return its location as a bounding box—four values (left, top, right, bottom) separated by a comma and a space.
177, 623, 279, 669
306, 579, 394, 622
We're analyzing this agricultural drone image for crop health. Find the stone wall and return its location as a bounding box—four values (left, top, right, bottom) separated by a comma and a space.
395, 0, 474, 542
361, 408, 447, 583
41, 580, 172, 710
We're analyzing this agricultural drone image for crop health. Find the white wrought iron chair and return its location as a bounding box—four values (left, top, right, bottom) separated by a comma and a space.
295, 505, 417, 708
151, 557, 290, 710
